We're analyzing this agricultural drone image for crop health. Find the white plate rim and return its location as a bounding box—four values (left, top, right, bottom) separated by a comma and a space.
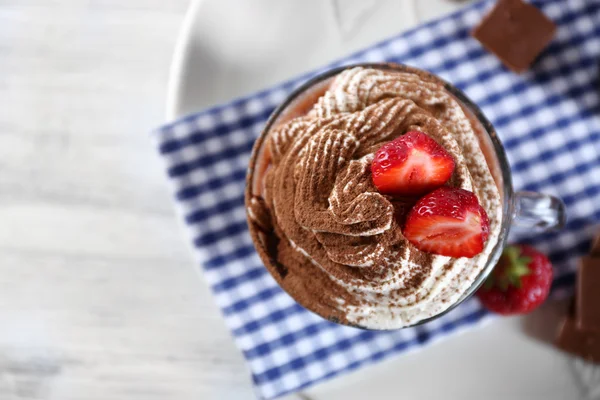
166, 0, 203, 121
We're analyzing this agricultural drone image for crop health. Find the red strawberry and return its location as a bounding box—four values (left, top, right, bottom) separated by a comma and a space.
402, 187, 490, 258
477, 244, 553, 315
371, 131, 455, 196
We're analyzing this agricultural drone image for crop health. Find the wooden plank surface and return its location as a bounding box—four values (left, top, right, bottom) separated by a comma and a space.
0, 1, 259, 398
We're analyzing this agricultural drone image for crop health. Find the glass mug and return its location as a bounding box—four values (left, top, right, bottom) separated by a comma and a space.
246, 62, 566, 329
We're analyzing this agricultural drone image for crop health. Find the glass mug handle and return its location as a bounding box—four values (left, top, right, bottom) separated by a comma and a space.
511, 191, 567, 231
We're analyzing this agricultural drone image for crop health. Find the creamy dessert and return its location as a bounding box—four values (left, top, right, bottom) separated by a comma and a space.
246, 65, 503, 329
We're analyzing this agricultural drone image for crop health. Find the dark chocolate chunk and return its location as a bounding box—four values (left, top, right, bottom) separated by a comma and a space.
577, 256, 600, 332
591, 233, 600, 257
556, 317, 600, 364
472, 0, 557, 73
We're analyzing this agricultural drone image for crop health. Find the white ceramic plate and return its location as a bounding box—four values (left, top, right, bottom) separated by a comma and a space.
167, 0, 470, 119
166, 1, 591, 399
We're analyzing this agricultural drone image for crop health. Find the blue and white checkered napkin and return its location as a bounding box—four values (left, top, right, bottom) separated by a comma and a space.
156, 0, 600, 397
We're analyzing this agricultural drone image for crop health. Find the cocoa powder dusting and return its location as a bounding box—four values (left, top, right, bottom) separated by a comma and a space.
246, 66, 502, 329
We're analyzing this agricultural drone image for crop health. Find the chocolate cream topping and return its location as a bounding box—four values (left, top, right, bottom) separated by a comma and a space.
248, 67, 502, 329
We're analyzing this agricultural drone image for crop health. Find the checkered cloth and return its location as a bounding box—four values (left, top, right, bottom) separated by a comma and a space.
155, 0, 600, 398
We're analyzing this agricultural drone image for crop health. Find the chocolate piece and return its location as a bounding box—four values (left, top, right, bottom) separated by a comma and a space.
577, 256, 600, 332
472, 0, 557, 73
591, 233, 600, 256
556, 317, 600, 364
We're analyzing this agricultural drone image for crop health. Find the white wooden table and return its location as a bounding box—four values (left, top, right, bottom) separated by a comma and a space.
0, 1, 255, 399
0, 1, 590, 399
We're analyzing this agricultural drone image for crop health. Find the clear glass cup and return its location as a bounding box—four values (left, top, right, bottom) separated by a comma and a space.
246, 62, 566, 329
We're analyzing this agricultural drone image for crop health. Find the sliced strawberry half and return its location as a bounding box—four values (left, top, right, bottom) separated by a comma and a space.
402, 187, 490, 258
371, 131, 455, 196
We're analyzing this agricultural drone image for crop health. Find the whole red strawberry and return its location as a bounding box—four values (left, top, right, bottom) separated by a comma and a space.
402, 186, 490, 258
476, 244, 553, 315
371, 131, 455, 196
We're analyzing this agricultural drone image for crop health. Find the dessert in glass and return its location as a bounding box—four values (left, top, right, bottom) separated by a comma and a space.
245, 63, 565, 330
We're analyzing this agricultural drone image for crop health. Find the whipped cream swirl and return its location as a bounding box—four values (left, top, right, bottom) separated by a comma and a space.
249, 67, 502, 329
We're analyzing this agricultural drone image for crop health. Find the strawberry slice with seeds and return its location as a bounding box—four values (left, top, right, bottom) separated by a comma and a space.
371, 131, 455, 196
402, 187, 490, 258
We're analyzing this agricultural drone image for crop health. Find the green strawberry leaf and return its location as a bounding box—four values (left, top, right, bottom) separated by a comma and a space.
484, 245, 531, 291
